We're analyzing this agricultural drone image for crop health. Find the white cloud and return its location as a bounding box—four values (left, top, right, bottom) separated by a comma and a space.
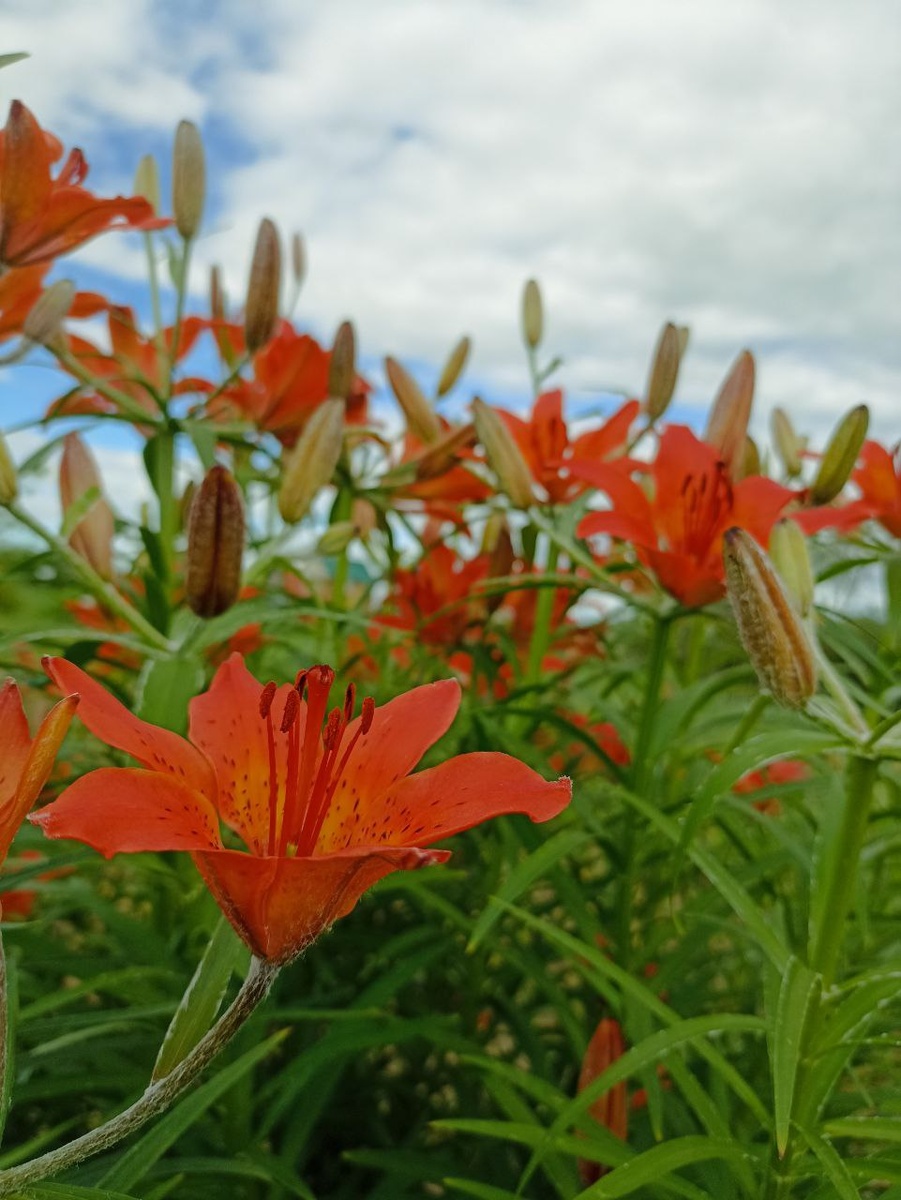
3, 0, 899, 447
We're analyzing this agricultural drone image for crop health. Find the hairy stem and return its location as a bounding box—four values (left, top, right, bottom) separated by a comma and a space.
0, 956, 279, 1194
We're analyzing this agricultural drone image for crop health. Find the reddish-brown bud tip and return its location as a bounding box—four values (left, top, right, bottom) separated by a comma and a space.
185, 465, 245, 618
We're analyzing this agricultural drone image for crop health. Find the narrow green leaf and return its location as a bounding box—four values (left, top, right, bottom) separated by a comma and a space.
578, 1136, 748, 1197
24, 1185, 140, 1199
59, 486, 102, 539
796, 1127, 860, 1200
99, 1030, 287, 1190
0, 939, 14, 1147
0, 53, 28, 69
681, 729, 841, 850
444, 1179, 523, 1200
772, 957, 819, 1156
152, 918, 246, 1081
825, 1117, 901, 1142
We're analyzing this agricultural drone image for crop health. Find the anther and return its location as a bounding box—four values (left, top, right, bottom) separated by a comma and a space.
259, 681, 277, 719
323, 707, 342, 751
343, 682, 356, 722
294, 669, 308, 696
360, 695, 375, 734
280, 688, 301, 733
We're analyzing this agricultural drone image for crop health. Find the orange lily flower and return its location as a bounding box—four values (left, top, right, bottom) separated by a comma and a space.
50, 304, 212, 422
0, 262, 47, 342
211, 321, 370, 445
0, 678, 78, 871
498, 390, 639, 504
0, 101, 163, 268
575, 425, 794, 607
33, 655, 571, 963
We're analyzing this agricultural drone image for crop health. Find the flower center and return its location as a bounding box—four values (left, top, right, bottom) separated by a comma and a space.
679, 464, 732, 558
258, 667, 374, 857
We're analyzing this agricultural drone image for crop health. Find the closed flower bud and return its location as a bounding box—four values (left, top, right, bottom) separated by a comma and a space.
291, 232, 306, 288
185, 466, 245, 618
24, 279, 74, 346
351, 496, 378, 538
472, 397, 534, 509
723, 527, 817, 709
436, 335, 471, 397
769, 519, 815, 618
410, 421, 476, 482
704, 350, 755, 479
59, 433, 115, 580
385, 355, 443, 443
739, 434, 761, 480
645, 321, 682, 420
771, 407, 804, 478
810, 404, 869, 505
522, 278, 543, 349
317, 520, 357, 556
328, 321, 356, 401
209, 265, 226, 320
577, 1018, 628, 1184
133, 154, 160, 215
244, 218, 281, 355
0, 433, 17, 505
172, 119, 205, 240
278, 398, 345, 523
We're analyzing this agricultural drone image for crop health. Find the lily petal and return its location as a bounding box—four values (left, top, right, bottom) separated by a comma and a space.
320, 751, 571, 852
193, 844, 451, 964
44, 657, 216, 797
30, 767, 222, 856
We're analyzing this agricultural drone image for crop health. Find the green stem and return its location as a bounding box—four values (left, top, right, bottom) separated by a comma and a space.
154, 426, 178, 586
166, 239, 192, 397
52, 346, 164, 429
6, 503, 173, 653
0, 932, 8, 1146
0, 957, 279, 1195
330, 486, 353, 613
525, 535, 559, 684
809, 754, 878, 990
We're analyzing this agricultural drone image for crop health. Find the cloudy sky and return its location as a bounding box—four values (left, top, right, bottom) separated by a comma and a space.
2, 0, 899, 472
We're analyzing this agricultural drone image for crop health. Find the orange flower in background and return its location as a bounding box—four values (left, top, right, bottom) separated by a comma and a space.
0, 679, 78, 873
575, 425, 794, 606
34, 655, 571, 963
385, 544, 493, 646
211, 321, 370, 445
577, 1017, 628, 1184
498, 390, 639, 504
793, 440, 901, 539
0, 101, 163, 268
50, 304, 212, 422
0, 262, 47, 341
733, 758, 809, 815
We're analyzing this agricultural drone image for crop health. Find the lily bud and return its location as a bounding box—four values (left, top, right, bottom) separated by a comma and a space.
185, 466, 245, 618
411, 422, 477, 482
809, 404, 869, 505
521, 278, 543, 349
771, 407, 804, 478
328, 321, 356, 401
351, 496, 378, 539
577, 1018, 628, 1185
769, 519, 815, 618
385, 356, 443, 443
291, 232, 306, 288
209, 265, 226, 320
677, 325, 690, 357
704, 350, 755, 478
23, 279, 74, 346
0, 433, 17, 505
172, 119, 205, 240
739, 435, 761, 480
133, 154, 160, 215
59, 433, 115, 580
472, 397, 534, 509
278, 398, 345, 523
436, 335, 472, 397
723, 527, 817, 709
244, 218, 281, 355
645, 322, 681, 421
317, 521, 357, 556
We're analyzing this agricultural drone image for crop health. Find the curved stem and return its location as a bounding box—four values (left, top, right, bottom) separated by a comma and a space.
5, 503, 173, 653
525, 535, 559, 684
0, 956, 279, 1195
